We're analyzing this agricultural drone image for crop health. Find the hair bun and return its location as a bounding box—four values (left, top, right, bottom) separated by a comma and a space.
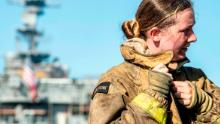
122, 19, 140, 39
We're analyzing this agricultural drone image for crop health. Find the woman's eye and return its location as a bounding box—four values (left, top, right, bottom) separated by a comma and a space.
181, 28, 191, 36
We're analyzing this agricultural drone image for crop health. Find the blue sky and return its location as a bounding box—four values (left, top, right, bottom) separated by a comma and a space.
0, 0, 220, 85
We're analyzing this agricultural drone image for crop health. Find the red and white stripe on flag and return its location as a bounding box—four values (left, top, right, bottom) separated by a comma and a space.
22, 64, 37, 101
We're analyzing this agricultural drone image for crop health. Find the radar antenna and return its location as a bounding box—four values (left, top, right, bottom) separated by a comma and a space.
8, 0, 60, 53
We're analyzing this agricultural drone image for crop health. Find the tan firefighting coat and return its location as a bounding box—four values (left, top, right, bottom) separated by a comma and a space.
88, 43, 220, 124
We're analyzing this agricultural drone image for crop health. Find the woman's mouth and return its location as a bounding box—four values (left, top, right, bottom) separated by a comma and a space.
181, 47, 188, 52
181, 44, 190, 52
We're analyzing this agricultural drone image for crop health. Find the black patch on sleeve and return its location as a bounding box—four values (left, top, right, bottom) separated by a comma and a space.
91, 82, 111, 99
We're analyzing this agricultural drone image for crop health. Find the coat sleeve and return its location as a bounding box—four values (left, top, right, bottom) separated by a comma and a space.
194, 78, 220, 123
88, 83, 159, 124
185, 68, 220, 123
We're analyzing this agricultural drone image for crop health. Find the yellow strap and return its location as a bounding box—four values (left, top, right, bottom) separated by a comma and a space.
131, 93, 167, 124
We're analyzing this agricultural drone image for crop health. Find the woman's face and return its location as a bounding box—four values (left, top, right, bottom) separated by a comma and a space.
159, 8, 197, 61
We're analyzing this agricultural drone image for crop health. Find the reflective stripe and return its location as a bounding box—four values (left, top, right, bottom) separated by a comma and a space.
131, 93, 167, 124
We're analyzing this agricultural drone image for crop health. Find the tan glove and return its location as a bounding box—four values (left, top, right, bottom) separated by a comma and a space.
147, 69, 172, 107
131, 68, 172, 124
152, 63, 173, 79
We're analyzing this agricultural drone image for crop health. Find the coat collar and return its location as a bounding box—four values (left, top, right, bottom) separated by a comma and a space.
120, 38, 189, 70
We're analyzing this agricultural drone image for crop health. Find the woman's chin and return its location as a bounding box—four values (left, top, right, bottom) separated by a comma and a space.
172, 55, 186, 62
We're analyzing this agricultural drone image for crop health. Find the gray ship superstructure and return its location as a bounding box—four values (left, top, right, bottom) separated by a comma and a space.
0, 0, 97, 124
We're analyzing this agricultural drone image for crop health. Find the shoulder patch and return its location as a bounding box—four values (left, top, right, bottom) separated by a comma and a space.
92, 82, 111, 99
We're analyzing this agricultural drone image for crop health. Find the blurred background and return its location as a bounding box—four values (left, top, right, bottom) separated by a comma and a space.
0, 0, 219, 124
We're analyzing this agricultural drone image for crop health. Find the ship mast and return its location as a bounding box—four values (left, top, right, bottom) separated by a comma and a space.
18, 0, 46, 53
8, 0, 60, 65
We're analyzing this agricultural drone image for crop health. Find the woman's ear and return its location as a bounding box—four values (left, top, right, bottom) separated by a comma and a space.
146, 27, 161, 47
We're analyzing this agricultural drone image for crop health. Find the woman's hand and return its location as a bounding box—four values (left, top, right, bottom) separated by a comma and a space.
172, 81, 192, 106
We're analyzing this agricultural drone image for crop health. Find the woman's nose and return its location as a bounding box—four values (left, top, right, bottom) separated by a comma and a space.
188, 31, 197, 43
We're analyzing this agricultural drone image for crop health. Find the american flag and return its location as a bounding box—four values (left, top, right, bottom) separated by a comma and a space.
22, 62, 37, 102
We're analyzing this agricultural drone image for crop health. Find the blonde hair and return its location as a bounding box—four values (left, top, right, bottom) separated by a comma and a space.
122, 19, 140, 39
122, 0, 193, 39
